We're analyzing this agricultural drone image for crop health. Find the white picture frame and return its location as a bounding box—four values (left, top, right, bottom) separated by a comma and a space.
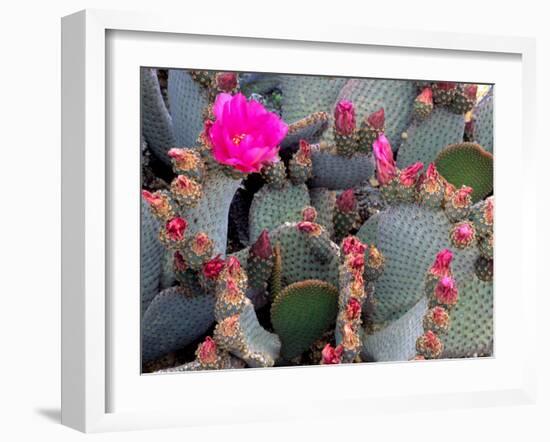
61, 9, 537, 433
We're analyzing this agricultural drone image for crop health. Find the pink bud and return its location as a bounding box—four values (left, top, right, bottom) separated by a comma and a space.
436, 82, 456, 91
250, 229, 273, 260
434, 276, 459, 305
399, 162, 424, 187
198, 336, 217, 365
225, 256, 242, 277
173, 251, 187, 272
346, 298, 362, 321
321, 344, 343, 364
419, 330, 442, 354
142, 190, 165, 210
485, 197, 494, 225
452, 186, 473, 207
202, 254, 225, 279
430, 249, 453, 277
334, 100, 356, 136
464, 84, 478, 100
215, 72, 238, 91
417, 87, 433, 105
175, 175, 193, 189
349, 254, 365, 271
165, 217, 187, 241
373, 134, 397, 185
201, 119, 214, 147
298, 139, 312, 158
451, 222, 475, 246
302, 206, 317, 222
367, 108, 385, 130
336, 189, 356, 213
297, 221, 320, 234
430, 306, 450, 329
341, 236, 367, 256
425, 163, 440, 181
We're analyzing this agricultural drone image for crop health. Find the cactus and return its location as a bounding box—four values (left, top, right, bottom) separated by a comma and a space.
140, 68, 493, 371
435, 143, 493, 203
271, 280, 339, 360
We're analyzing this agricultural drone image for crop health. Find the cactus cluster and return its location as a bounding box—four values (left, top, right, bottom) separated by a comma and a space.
140, 68, 493, 372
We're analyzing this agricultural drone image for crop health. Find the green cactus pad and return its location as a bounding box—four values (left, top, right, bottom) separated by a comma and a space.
396, 107, 465, 169
435, 142, 493, 203
473, 88, 493, 153
141, 198, 164, 317
141, 68, 177, 164
271, 280, 339, 359
270, 223, 340, 287
141, 287, 215, 363
441, 277, 493, 358
167, 69, 208, 148
310, 149, 374, 190
334, 78, 417, 148
280, 75, 347, 124
356, 203, 478, 325
282, 112, 329, 148
249, 183, 310, 243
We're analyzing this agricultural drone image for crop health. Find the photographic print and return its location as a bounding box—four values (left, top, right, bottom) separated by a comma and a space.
140, 69, 493, 373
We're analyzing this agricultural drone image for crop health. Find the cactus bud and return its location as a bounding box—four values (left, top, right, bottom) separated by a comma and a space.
417, 87, 433, 105
165, 217, 187, 242
225, 256, 242, 277
348, 254, 365, 272
416, 330, 443, 359
341, 236, 366, 256
202, 254, 225, 280
399, 162, 424, 187
301, 206, 318, 222
429, 249, 453, 278
173, 251, 187, 272
373, 134, 397, 185
334, 100, 356, 135
321, 344, 343, 364
297, 221, 321, 235
250, 229, 273, 260
367, 108, 385, 130
215, 72, 238, 92
345, 297, 362, 321
464, 84, 478, 100
413, 88, 434, 120
197, 337, 218, 366
450, 222, 476, 248
434, 276, 459, 306
142, 190, 172, 220
336, 189, 357, 213
423, 306, 450, 333
171, 175, 203, 207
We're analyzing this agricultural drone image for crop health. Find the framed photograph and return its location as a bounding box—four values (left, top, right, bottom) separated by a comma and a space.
61, 9, 537, 433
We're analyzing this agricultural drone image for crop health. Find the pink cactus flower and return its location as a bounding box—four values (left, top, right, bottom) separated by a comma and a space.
373, 134, 397, 185
321, 344, 343, 364
198, 337, 218, 365
464, 84, 478, 100
202, 254, 225, 280
215, 72, 238, 92
367, 108, 385, 130
434, 276, 459, 305
341, 236, 367, 256
334, 100, 356, 135
430, 249, 453, 277
417, 87, 433, 105
346, 298, 362, 321
165, 217, 187, 242
251, 229, 273, 260
336, 189, 357, 213
208, 93, 288, 173
400, 162, 424, 187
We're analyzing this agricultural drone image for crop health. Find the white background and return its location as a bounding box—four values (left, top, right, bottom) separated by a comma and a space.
0, 1, 548, 441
